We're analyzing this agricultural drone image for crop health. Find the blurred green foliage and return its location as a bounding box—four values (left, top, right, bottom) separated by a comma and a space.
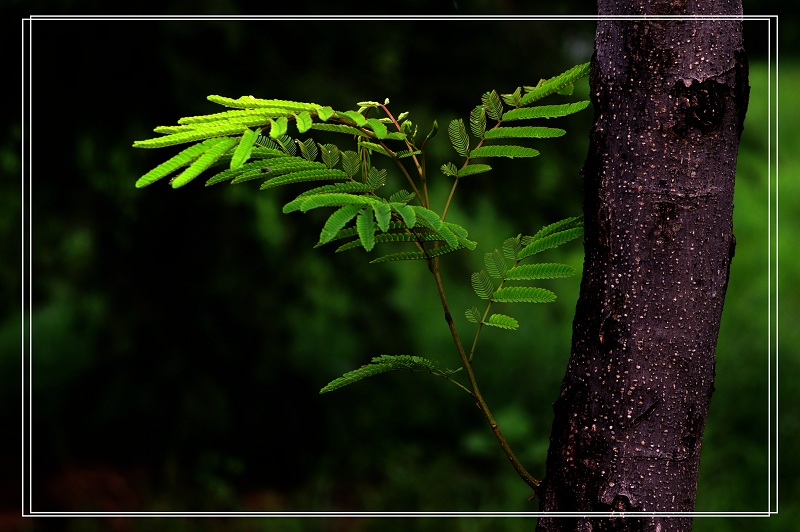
7, 11, 796, 532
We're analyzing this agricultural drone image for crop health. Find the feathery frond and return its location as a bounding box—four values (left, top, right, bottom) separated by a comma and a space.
492, 286, 557, 303
320, 355, 459, 394
469, 145, 539, 159
485, 314, 520, 330
502, 101, 590, 122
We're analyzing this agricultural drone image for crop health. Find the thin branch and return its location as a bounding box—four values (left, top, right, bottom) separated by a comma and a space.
427, 257, 540, 493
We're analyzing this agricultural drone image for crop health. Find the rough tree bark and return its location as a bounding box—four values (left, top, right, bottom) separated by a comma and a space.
536, 3, 749, 531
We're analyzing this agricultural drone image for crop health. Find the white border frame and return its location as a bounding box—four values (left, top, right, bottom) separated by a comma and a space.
20, 14, 779, 520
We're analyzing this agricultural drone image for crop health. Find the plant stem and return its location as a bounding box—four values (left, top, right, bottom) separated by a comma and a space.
427, 257, 541, 493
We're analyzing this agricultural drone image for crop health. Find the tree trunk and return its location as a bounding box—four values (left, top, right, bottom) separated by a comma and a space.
536, 3, 749, 531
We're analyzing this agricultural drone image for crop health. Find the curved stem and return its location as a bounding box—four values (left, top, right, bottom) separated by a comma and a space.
427, 257, 540, 493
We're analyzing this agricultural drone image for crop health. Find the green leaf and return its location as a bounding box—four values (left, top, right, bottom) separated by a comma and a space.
318, 106, 335, 121
492, 286, 556, 303
318, 204, 364, 245
483, 126, 566, 139
207, 95, 323, 112
505, 263, 578, 280
340, 150, 361, 178
485, 314, 519, 330
469, 145, 539, 159
359, 141, 393, 158
297, 138, 318, 161
295, 111, 313, 133
411, 206, 458, 248
444, 222, 477, 250
502, 101, 590, 121
484, 250, 508, 279
465, 307, 481, 324
390, 203, 416, 228
388, 190, 415, 204
481, 90, 504, 121
372, 202, 392, 232
135, 139, 219, 188
457, 164, 492, 177
269, 116, 289, 139
440, 162, 458, 177
501, 87, 523, 107
298, 193, 376, 212
520, 62, 591, 105
366, 118, 388, 139
335, 231, 446, 252
320, 143, 340, 169
256, 134, 296, 155
370, 244, 464, 263
260, 168, 349, 190
229, 128, 259, 170
357, 207, 377, 251
423, 120, 438, 143
518, 227, 584, 259
206, 159, 273, 187
282, 182, 374, 213
177, 108, 276, 125
530, 215, 584, 242
310, 123, 370, 137
319, 355, 457, 394
133, 123, 250, 149
367, 167, 387, 190
470, 105, 486, 138
394, 149, 422, 159
448, 118, 470, 157
471, 270, 495, 300
252, 157, 326, 180
502, 235, 524, 260
171, 137, 239, 188
338, 110, 368, 126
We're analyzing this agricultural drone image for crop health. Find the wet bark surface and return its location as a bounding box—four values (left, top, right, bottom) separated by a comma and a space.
536, 2, 749, 531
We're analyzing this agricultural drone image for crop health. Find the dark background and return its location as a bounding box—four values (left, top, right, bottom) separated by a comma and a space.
6, 3, 798, 531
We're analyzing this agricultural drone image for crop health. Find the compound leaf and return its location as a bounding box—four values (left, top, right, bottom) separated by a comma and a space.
448, 118, 470, 157
481, 90, 504, 121
320, 143, 341, 169
457, 164, 492, 177
366, 118, 388, 139
484, 250, 508, 279
520, 62, 591, 105
502, 101, 590, 121
269, 116, 289, 139
282, 182, 374, 213
171, 137, 238, 188
295, 111, 313, 133
320, 355, 457, 394
297, 138, 318, 161
135, 138, 220, 188
485, 314, 520, 330
469, 145, 539, 159
518, 227, 584, 259
133, 123, 250, 149
229, 127, 259, 170
372, 202, 392, 232
299, 193, 376, 212
483, 126, 566, 140
505, 263, 578, 280
465, 307, 481, 324
318, 204, 364, 245
469, 105, 486, 138
492, 286, 556, 303
261, 168, 348, 190
471, 270, 495, 300
357, 207, 377, 251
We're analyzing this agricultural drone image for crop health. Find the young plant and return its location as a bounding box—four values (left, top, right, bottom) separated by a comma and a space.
133, 62, 590, 498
